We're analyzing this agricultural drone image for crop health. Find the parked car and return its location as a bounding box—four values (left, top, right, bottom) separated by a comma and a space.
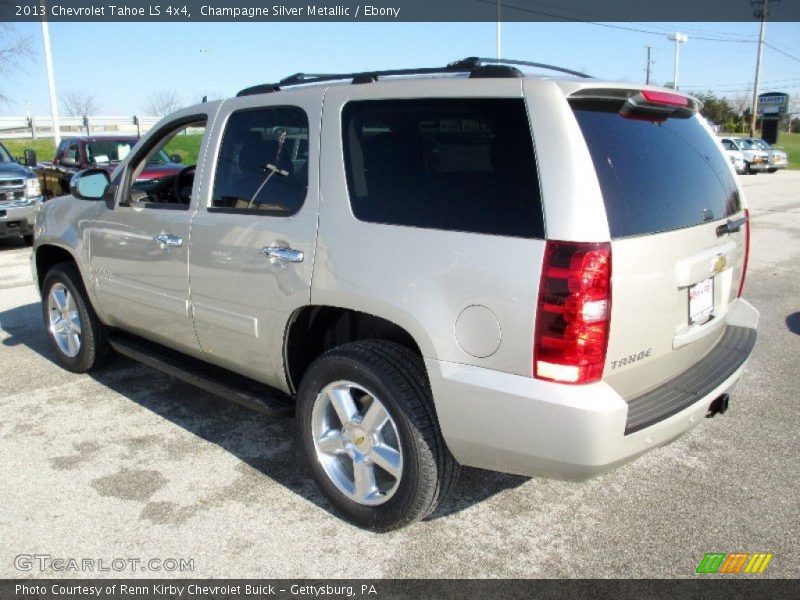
720, 137, 770, 174
31, 58, 758, 531
34, 135, 185, 198
0, 142, 43, 245
722, 146, 747, 175
742, 138, 789, 172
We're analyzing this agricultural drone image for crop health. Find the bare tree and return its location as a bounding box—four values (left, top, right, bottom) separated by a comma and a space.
728, 91, 752, 116
61, 91, 99, 116
144, 91, 182, 116
0, 24, 33, 104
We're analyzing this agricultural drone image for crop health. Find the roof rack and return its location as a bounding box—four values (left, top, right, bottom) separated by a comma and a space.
236, 57, 591, 97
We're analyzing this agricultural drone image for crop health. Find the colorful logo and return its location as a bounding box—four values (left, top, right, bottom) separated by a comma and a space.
696, 552, 773, 574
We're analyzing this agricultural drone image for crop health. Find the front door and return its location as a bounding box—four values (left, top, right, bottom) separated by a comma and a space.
188, 94, 321, 390
89, 112, 212, 354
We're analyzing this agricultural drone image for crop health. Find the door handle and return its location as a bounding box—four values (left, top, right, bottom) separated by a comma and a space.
260, 245, 304, 263
154, 234, 183, 248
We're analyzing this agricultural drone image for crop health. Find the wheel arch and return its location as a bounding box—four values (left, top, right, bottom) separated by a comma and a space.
284, 305, 427, 394
35, 243, 80, 291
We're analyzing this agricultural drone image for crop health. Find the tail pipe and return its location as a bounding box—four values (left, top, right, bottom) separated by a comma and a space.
706, 393, 730, 418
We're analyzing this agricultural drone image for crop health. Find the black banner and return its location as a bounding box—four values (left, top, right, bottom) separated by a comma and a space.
3, 579, 800, 600
2, 0, 800, 22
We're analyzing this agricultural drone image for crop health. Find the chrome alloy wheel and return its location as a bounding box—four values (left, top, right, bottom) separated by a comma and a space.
47, 283, 82, 358
311, 380, 404, 506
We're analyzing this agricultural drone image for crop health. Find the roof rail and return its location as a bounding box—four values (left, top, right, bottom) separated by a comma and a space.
457, 57, 592, 79
236, 57, 591, 97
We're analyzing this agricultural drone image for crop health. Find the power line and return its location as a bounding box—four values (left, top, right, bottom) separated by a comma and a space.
681, 76, 800, 89
764, 41, 800, 64
480, 2, 771, 44
511, 1, 766, 42
632, 22, 759, 39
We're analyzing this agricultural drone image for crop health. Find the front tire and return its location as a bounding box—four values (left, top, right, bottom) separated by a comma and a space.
41, 263, 109, 372
297, 340, 459, 531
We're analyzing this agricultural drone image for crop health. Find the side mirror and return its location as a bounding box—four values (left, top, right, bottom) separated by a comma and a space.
70, 169, 110, 200
170, 154, 182, 164
23, 149, 37, 167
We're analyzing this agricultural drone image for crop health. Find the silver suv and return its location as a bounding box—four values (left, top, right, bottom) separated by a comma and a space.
32, 58, 758, 531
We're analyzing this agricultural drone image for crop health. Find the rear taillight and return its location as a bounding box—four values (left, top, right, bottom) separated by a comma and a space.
737, 208, 750, 298
534, 241, 612, 384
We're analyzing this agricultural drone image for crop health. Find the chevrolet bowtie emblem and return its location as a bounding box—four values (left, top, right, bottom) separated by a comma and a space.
713, 255, 727, 274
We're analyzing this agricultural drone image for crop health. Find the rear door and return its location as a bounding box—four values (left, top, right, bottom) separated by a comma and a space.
568, 91, 747, 399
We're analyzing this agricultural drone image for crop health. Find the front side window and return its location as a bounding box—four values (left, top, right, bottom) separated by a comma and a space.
127, 117, 207, 208
55, 140, 69, 161
211, 106, 309, 215
342, 98, 544, 239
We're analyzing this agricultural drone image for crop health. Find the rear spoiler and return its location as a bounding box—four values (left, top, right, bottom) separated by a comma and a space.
568, 87, 702, 120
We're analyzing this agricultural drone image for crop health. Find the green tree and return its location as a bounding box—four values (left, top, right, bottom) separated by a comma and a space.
694, 92, 737, 127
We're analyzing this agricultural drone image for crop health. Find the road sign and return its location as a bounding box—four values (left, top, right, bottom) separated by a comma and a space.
757, 92, 789, 117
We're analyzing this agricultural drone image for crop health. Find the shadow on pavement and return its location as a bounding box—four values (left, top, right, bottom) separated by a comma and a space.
0, 301, 528, 526
0, 238, 29, 251
786, 312, 800, 336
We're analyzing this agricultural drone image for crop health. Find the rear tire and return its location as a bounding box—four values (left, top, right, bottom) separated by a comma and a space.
41, 263, 109, 373
23, 234, 34, 246
297, 340, 459, 531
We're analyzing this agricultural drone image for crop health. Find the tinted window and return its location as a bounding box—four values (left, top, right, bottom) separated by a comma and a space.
212, 107, 309, 215
342, 99, 543, 238
65, 143, 80, 163
86, 140, 136, 164
571, 99, 740, 238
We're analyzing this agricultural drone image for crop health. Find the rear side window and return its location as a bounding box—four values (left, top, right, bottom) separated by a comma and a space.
571, 99, 741, 238
342, 98, 544, 239
212, 106, 309, 215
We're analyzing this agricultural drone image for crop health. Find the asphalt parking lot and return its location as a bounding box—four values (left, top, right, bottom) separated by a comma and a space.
1, 171, 798, 579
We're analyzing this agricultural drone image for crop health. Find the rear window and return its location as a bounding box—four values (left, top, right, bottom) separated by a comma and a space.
342, 98, 544, 239
571, 99, 741, 238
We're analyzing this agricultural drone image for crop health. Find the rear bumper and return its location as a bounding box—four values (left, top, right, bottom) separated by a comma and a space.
427, 299, 759, 480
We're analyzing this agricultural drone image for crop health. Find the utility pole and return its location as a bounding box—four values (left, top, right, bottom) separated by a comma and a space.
40, 6, 61, 147
668, 33, 688, 90
496, 0, 501, 60
644, 45, 655, 85
749, 0, 773, 138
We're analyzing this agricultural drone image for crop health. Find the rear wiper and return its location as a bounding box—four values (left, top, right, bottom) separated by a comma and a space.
716, 215, 748, 237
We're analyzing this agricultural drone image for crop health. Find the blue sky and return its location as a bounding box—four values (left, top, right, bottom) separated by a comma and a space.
3, 20, 800, 116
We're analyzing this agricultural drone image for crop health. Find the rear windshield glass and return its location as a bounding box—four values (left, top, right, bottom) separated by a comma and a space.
342, 98, 544, 239
570, 99, 741, 238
